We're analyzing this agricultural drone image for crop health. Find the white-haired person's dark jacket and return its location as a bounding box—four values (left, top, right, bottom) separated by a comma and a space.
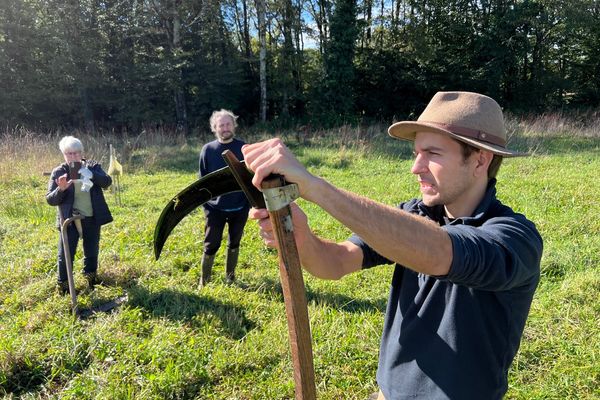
46, 160, 113, 226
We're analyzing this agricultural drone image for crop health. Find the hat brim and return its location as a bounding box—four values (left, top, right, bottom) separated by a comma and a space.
388, 121, 527, 158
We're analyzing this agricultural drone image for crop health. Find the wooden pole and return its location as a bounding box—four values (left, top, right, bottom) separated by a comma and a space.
58, 208, 82, 315
262, 176, 317, 400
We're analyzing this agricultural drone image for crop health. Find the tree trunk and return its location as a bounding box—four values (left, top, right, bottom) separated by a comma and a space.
243, 0, 251, 61
256, 0, 267, 122
70, 0, 96, 132
172, 10, 188, 134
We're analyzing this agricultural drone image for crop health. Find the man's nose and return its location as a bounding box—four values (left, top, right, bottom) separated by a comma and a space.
411, 154, 427, 174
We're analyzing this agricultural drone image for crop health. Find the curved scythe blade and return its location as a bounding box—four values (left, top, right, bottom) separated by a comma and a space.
154, 165, 242, 260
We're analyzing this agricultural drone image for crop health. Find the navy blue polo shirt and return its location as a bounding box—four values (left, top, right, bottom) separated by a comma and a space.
348, 180, 543, 399
199, 138, 249, 212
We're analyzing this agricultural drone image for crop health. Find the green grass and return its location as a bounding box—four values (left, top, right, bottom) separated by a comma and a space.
0, 126, 598, 399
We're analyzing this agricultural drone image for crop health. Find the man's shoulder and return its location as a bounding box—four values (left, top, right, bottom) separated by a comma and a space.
486, 200, 541, 237
201, 139, 220, 149
200, 140, 222, 155
202, 138, 245, 149
224, 138, 246, 148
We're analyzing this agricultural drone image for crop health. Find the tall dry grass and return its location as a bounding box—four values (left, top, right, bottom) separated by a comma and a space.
508, 110, 600, 137
1, 111, 597, 183
0, 127, 190, 183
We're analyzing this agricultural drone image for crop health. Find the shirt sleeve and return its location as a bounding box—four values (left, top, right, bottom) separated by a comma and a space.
346, 200, 419, 269
442, 215, 543, 291
199, 145, 208, 178
348, 234, 394, 269
89, 164, 112, 188
46, 167, 67, 206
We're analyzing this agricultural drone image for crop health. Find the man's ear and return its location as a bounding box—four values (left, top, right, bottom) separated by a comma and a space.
475, 150, 494, 177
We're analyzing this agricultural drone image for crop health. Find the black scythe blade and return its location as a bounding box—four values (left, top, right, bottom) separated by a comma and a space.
153, 159, 263, 260
154, 163, 237, 260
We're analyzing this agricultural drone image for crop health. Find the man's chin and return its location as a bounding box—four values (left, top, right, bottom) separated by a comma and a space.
421, 195, 440, 207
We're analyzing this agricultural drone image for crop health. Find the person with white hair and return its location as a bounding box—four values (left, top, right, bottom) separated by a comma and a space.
46, 136, 113, 294
197, 109, 250, 287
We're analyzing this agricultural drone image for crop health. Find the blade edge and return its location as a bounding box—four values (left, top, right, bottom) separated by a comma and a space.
153, 166, 242, 259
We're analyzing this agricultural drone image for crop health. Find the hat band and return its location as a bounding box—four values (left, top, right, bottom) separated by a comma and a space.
421, 121, 506, 147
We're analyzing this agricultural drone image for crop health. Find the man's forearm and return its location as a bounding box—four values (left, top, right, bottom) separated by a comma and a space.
305, 177, 453, 276
298, 231, 363, 280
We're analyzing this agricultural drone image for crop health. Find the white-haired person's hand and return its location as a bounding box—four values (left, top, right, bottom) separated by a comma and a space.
56, 174, 73, 192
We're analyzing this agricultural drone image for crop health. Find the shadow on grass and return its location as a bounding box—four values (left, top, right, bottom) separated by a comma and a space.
237, 277, 387, 314
194, 353, 285, 397
0, 358, 48, 397
161, 375, 213, 400
0, 347, 91, 397
126, 284, 256, 340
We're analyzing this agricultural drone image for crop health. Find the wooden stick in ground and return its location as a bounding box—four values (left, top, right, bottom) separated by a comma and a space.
58, 208, 83, 315
262, 176, 317, 400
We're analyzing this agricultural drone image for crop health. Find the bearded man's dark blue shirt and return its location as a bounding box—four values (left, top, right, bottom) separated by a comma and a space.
199, 138, 248, 212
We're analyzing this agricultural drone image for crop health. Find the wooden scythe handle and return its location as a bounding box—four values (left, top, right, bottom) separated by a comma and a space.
262, 176, 317, 400
58, 207, 84, 316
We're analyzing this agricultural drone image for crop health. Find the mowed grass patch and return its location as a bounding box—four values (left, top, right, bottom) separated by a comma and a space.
0, 128, 598, 399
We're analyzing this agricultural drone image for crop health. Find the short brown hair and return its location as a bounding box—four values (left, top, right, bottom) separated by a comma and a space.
457, 140, 503, 179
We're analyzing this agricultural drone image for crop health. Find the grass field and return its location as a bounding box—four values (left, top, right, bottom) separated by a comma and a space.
0, 119, 598, 399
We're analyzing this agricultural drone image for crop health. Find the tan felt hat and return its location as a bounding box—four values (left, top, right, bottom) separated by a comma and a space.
388, 91, 525, 157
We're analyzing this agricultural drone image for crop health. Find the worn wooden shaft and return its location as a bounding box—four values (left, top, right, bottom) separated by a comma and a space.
59, 211, 80, 315
262, 176, 317, 400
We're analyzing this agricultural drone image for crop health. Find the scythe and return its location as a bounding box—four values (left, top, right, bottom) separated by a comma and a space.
154, 150, 317, 399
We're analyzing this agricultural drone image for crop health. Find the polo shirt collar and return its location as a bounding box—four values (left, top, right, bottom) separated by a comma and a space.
417, 179, 498, 226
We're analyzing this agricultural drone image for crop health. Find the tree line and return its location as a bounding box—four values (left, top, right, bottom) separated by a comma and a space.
1, 0, 599, 133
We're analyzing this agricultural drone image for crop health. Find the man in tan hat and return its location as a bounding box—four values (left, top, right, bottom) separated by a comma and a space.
243, 91, 543, 399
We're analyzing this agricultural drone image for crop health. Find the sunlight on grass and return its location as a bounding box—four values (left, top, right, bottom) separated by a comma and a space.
0, 122, 598, 398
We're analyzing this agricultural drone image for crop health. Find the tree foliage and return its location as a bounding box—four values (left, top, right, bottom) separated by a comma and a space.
1, 0, 600, 131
